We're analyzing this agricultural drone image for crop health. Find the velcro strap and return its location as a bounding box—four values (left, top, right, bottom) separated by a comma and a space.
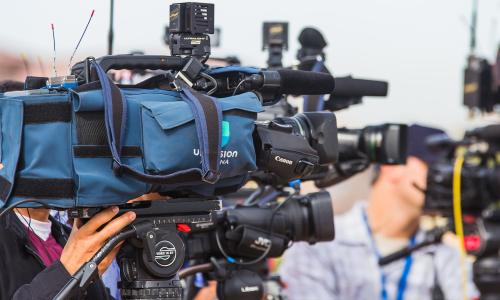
23, 102, 72, 124
13, 178, 74, 198
0, 175, 12, 201
74, 145, 142, 158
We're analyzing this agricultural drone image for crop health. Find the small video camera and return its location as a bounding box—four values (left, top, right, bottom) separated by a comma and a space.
168, 2, 214, 57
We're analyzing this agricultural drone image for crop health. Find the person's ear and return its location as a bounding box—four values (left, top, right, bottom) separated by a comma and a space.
379, 165, 406, 184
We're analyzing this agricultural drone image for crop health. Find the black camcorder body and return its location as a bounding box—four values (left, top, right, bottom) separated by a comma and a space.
423, 124, 500, 299
424, 124, 500, 215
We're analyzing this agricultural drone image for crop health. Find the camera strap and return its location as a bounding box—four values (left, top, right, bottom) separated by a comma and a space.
361, 209, 416, 300
91, 60, 222, 185
177, 80, 222, 182
302, 60, 326, 112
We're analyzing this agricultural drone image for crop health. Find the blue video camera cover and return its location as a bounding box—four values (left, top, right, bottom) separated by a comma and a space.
0, 62, 263, 208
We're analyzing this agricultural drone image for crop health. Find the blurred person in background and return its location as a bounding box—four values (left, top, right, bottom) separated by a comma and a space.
279, 124, 479, 300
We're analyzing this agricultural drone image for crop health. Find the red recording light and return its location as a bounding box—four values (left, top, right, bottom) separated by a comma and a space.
177, 223, 191, 233
464, 235, 481, 252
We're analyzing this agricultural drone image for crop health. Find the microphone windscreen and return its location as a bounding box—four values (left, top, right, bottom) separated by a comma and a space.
467, 124, 500, 141
332, 77, 388, 98
276, 69, 335, 95
298, 27, 327, 50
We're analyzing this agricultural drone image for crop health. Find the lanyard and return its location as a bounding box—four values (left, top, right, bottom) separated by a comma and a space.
362, 210, 416, 300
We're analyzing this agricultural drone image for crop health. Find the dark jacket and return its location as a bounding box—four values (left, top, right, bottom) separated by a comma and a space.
0, 211, 112, 300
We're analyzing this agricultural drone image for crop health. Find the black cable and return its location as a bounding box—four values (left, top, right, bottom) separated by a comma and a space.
215, 191, 296, 266
243, 186, 265, 206
179, 262, 214, 279
232, 79, 248, 96
200, 72, 218, 95
0, 199, 51, 219
201, 53, 210, 64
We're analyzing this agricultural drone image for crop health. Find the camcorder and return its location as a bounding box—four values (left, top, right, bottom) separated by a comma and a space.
0, 3, 412, 300
423, 124, 500, 298
262, 22, 288, 69
463, 47, 500, 114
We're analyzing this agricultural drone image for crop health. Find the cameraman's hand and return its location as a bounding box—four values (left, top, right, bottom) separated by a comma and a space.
60, 206, 136, 275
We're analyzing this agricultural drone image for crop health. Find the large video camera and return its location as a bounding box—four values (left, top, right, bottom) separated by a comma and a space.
44, 3, 338, 300
103, 189, 333, 300
423, 124, 500, 298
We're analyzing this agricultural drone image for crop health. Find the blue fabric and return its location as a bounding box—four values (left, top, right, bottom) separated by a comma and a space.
0, 73, 263, 208
20, 123, 72, 178
94, 61, 223, 186
206, 66, 260, 75
142, 92, 262, 180
178, 85, 222, 178
0, 99, 24, 207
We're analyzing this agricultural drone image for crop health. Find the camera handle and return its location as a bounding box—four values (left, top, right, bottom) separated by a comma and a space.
52, 222, 150, 300
378, 227, 447, 266
71, 55, 187, 83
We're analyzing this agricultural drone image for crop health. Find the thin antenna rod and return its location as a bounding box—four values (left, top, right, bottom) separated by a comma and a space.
108, 0, 114, 55
470, 0, 478, 54
51, 23, 57, 77
68, 10, 95, 70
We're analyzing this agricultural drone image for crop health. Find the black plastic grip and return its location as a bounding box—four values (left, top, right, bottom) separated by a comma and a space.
332, 76, 388, 98
71, 55, 187, 83
95, 54, 185, 72
275, 69, 335, 95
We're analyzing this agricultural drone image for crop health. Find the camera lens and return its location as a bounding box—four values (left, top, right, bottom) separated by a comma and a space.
275, 112, 338, 165
337, 124, 407, 164
224, 191, 335, 244
280, 191, 335, 243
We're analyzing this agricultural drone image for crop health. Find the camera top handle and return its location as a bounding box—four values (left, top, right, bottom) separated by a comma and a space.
71, 54, 188, 83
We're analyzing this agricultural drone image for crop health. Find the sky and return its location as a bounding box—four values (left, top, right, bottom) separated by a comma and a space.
1, 0, 499, 136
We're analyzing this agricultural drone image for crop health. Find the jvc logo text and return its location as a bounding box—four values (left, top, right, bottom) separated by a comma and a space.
254, 237, 271, 247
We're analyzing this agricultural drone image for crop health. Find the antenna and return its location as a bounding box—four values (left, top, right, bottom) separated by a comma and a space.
108, 0, 114, 55
68, 10, 95, 71
470, 0, 478, 54
51, 23, 57, 77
